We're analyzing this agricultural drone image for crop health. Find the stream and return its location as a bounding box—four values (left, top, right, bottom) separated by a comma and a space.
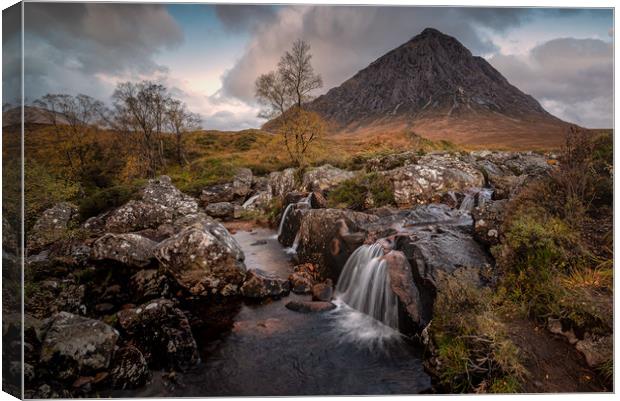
114, 225, 431, 396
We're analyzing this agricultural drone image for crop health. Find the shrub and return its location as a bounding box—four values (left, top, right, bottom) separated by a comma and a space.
430, 277, 525, 393
327, 172, 395, 210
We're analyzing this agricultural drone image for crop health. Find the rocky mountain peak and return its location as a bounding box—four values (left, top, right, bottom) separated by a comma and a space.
307, 27, 557, 129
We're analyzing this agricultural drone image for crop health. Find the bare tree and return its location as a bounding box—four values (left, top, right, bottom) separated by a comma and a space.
277, 39, 323, 108
254, 39, 325, 167
111, 81, 170, 177
166, 99, 201, 165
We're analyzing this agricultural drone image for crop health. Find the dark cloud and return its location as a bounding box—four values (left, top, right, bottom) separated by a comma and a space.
489, 38, 612, 128
21, 3, 183, 102
215, 4, 278, 31
219, 6, 532, 104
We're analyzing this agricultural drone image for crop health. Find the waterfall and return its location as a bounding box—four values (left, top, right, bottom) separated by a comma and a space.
336, 243, 399, 330
459, 187, 494, 212
276, 194, 312, 238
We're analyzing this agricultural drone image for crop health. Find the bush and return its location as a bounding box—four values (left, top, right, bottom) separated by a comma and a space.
430, 277, 525, 393
78, 183, 143, 220
327, 172, 395, 210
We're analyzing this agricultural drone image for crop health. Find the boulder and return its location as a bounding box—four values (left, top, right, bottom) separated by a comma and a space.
28, 202, 78, 252
110, 345, 151, 389
240, 269, 290, 299
285, 301, 336, 313
155, 216, 246, 296
129, 269, 168, 303
201, 182, 235, 205
309, 191, 328, 209
296, 209, 379, 281
283, 191, 309, 207
116, 298, 200, 370
232, 168, 253, 197
288, 263, 319, 294
268, 168, 297, 198
472, 199, 508, 247
205, 202, 235, 219
91, 233, 157, 268
311, 279, 333, 302
141, 175, 198, 216
575, 334, 613, 368
277, 202, 310, 247
383, 251, 423, 329
104, 200, 174, 233
40, 312, 119, 381
301, 164, 356, 192
384, 154, 484, 207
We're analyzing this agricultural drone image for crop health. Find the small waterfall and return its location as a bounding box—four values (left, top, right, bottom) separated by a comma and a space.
459, 187, 494, 212
276, 194, 312, 239
336, 243, 399, 330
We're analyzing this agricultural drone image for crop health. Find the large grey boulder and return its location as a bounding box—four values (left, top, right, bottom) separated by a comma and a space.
28, 202, 78, 252
200, 182, 235, 205
155, 216, 246, 296
384, 154, 484, 207
301, 164, 356, 192
90, 233, 157, 268
39, 312, 119, 381
232, 168, 253, 197
104, 176, 198, 234
205, 202, 235, 219
268, 168, 297, 198
104, 200, 174, 233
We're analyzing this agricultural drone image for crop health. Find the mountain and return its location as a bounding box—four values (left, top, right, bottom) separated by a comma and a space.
307, 28, 572, 148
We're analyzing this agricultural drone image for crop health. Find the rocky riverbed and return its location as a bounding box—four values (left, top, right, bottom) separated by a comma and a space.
14, 149, 607, 396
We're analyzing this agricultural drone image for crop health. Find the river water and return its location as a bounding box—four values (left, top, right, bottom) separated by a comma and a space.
114, 226, 431, 396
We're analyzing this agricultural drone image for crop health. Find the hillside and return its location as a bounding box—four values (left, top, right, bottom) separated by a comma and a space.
307, 28, 573, 147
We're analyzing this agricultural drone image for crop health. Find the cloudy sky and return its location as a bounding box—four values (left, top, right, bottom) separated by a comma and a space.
5, 4, 614, 128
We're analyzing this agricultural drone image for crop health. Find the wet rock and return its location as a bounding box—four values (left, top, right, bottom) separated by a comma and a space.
268, 168, 297, 198
384, 154, 484, 206
240, 269, 290, 299
575, 334, 613, 368
383, 251, 423, 329
240, 190, 272, 211
232, 168, 253, 197
309, 191, 328, 209
288, 263, 319, 294
311, 279, 333, 302
283, 191, 308, 206
201, 182, 235, 205
40, 312, 119, 381
104, 200, 174, 233
28, 202, 78, 252
439, 191, 464, 208
301, 164, 356, 192
277, 202, 310, 247
155, 216, 246, 296
91, 233, 157, 268
488, 174, 528, 200
288, 271, 314, 294
130, 269, 168, 303
110, 345, 151, 389
296, 209, 379, 281
205, 201, 235, 219
472, 199, 508, 247
116, 298, 199, 370
285, 300, 336, 313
